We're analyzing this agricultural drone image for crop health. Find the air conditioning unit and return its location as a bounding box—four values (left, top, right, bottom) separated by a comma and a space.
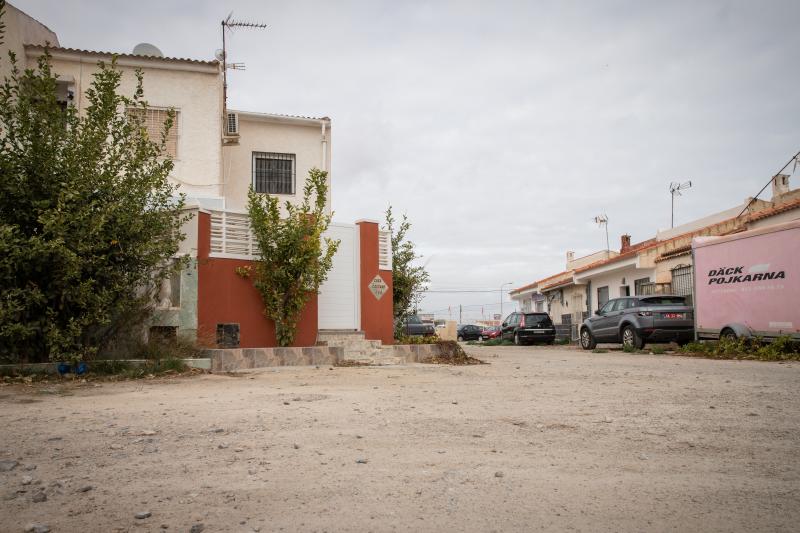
226, 112, 239, 136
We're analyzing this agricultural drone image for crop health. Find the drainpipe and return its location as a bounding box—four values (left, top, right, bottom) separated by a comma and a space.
320, 119, 328, 172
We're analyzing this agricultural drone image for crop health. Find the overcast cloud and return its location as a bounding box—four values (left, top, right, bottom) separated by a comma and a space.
16, 0, 800, 321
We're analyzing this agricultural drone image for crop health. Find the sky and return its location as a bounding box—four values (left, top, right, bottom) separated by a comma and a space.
15, 0, 800, 322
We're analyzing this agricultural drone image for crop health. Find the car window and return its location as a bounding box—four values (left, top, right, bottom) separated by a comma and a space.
524, 313, 552, 326
599, 300, 615, 314
407, 315, 421, 324
639, 296, 686, 305
611, 300, 628, 312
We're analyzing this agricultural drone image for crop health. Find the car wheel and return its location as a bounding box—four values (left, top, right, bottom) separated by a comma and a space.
580, 328, 596, 350
720, 328, 737, 341
622, 325, 644, 350
457, 335, 464, 342
514, 333, 521, 346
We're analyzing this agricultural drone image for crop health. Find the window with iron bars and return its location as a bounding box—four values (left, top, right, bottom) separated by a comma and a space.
127, 107, 179, 158
252, 152, 295, 195
670, 265, 693, 304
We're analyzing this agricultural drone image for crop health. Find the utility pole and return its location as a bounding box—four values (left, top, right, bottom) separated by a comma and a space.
459, 304, 462, 324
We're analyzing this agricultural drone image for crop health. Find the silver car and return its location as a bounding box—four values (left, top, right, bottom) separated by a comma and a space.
580, 295, 694, 350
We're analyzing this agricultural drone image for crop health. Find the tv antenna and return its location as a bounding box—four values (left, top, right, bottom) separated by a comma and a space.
593, 214, 609, 251
669, 180, 692, 228
220, 12, 267, 112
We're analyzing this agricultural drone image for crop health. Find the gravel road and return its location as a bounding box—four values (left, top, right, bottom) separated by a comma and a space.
1, 346, 798, 532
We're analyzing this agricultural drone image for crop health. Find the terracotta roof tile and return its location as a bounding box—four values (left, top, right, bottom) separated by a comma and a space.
25, 44, 218, 66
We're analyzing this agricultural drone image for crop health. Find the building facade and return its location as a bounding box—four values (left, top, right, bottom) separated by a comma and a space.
4, 3, 393, 349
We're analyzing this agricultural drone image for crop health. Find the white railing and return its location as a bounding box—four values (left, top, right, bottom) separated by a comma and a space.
209, 209, 257, 259
378, 229, 392, 270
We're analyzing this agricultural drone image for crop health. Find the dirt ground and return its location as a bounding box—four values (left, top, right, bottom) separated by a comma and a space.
1, 345, 799, 533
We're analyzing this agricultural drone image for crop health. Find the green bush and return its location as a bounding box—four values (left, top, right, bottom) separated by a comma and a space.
677, 336, 800, 361
649, 345, 667, 355
396, 335, 439, 345
0, 44, 189, 364
484, 338, 514, 346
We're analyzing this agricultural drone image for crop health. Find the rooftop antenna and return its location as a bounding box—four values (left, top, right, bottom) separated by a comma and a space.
220, 12, 267, 114
669, 180, 692, 228
593, 214, 610, 251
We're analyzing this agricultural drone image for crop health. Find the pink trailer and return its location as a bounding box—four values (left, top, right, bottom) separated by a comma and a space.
692, 219, 800, 340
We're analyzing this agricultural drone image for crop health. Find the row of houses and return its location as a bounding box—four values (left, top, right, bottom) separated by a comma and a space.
2, 3, 395, 348
510, 175, 800, 340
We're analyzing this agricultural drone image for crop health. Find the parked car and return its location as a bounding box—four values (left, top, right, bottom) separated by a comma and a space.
579, 295, 694, 350
456, 324, 483, 342
500, 312, 556, 345
400, 315, 436, 337
481, 326, 501, 340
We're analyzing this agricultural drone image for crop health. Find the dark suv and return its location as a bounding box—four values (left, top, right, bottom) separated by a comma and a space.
501, 312, 556, 345
579, 295, 694, 350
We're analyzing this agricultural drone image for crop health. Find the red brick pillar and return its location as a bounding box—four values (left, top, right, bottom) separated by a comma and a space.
357, 220, 394, 345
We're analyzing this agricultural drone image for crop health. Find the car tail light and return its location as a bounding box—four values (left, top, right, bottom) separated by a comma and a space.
519, 315, 526, 327
638, 311, 653, 317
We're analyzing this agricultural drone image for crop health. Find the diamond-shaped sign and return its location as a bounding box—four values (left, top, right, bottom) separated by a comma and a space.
369, 274, 388, 300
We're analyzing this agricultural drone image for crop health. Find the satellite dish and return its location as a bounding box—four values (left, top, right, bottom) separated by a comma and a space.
132, 43, 164, 57
214, 49, 225, 62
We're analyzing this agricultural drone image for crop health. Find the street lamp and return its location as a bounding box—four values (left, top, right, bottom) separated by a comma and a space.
500, 282, 514, 321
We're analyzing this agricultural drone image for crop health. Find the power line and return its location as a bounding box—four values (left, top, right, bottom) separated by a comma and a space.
737, 149, 800, 218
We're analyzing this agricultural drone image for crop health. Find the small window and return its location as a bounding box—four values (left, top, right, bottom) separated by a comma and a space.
226, 112, 239, 135
252, 152, 295, 195
127, 107, 179, 158
597, 286, 610, 308
216, 323, 240, 348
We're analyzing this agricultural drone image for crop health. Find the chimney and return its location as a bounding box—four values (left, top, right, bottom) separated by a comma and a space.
620, 234, 631, 253
772, 174, 790, 201
566, 251, 575, 268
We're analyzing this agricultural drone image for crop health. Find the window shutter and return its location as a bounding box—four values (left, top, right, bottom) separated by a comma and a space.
226, 112, 239, 135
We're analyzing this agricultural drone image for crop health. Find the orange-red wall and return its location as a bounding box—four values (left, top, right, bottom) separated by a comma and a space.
196, 211, 319, 348
357, 221, 394, 345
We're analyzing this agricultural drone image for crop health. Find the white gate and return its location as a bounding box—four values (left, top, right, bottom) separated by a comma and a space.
318, 223, 360, 330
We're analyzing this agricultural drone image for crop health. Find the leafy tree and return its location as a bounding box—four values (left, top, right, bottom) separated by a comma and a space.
0, 27, 188, 363
247, 169, 339, 347
384, 206, 430, 334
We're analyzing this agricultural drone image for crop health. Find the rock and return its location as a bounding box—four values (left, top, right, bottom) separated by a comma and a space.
217, 443, 229, 449
24, 524, 51, 533
78, 485, 93, 493
210, 428, 224, 433
21, 475, 33, 485
110, 444, 123, 450
639, 453, 649, 461
247, 469, 257, 475
0, 459, 19, 472
23, 464, 37, 471
32, 491, 47, 503
292, 444, 300, 450
283, 402, 290, 405
190, 524, 205, 533
451, 401, 458, 405
135, 511, 152, 519
140, 430, 157, 436
356, 459, 368, 464
494, 471, 504, 478
603, 416, 613, 423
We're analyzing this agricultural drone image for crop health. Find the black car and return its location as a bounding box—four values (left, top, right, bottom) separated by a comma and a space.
400, 315, 436, 337
501, 312, 556, 345
579, 295, 694, 350
456, 324, 483, 342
